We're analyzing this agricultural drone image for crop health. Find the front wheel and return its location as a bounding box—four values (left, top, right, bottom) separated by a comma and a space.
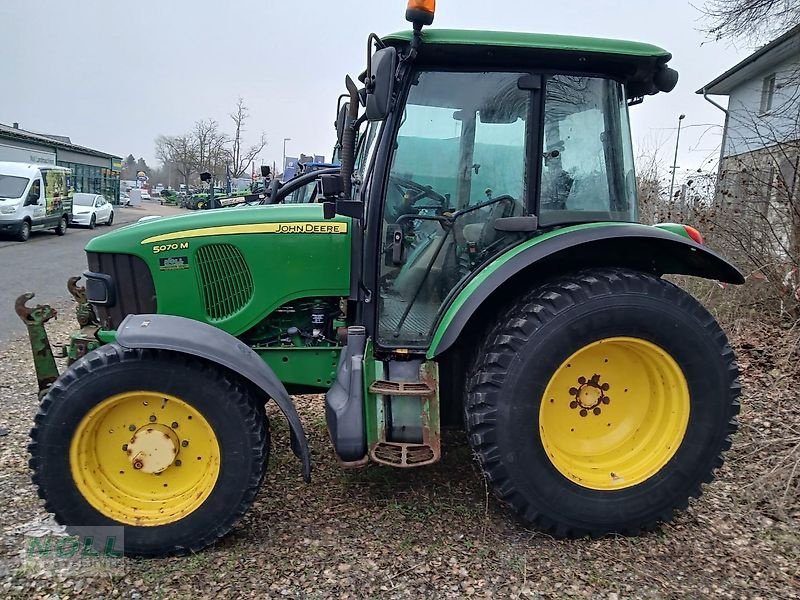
29, 346, 269, 556
465, 269, 740, 537
88, 214, 96, 229
17, 220, 31, 242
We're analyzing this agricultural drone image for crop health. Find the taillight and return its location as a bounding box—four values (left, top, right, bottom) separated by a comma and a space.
683, 225, 704, 245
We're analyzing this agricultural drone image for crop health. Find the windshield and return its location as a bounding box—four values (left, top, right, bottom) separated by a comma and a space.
73, 195, 95, 206
0, 175, 30, 199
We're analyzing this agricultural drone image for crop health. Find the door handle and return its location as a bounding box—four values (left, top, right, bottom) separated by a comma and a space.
384, 224, 407, 266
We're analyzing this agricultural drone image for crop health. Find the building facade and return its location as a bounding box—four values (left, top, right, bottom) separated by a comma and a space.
699, 25, 800, 259
0, 122, 122, 204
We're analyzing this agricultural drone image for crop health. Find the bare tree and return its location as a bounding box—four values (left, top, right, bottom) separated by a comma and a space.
155, 134, 198, 190
701, 0, 800, 42
192, 119, 229, 176
229, 98, 268, 178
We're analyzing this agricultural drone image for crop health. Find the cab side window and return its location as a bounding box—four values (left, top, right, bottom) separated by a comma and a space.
26, 180, 41, 204
284, 179, 320, 204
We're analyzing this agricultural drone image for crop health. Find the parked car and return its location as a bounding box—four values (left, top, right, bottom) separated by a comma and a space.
140, 189, 152, 201
119, 193, 131, 207
70, 193, 114, 229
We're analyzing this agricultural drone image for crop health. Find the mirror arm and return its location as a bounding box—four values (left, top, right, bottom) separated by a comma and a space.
365, 33, 387, 92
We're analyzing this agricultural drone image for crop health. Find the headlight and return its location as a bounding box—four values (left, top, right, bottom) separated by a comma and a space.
83, 271, 116, 306
0, 205, 17, 214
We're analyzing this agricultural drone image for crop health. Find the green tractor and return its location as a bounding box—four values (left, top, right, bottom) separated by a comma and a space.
18, 1, 743, 557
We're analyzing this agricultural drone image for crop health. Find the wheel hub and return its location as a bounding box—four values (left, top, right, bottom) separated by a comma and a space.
569, 374, 611, 416
539, 337, 690, 490
69, 391, 221, 526
127, 424, 180, 474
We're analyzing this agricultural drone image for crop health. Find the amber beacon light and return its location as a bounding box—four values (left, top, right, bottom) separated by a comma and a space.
406, 0, 436, 27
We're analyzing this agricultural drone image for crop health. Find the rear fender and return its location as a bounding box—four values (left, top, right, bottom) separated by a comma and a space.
116, 313, 311, 481
428, 223, 744, 358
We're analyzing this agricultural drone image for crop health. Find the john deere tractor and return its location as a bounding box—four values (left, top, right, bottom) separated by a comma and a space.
18, 0, 743, 556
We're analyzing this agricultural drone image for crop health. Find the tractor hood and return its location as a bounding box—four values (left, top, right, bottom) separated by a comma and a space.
85, 204, 350, 254
83, 203, 352, 338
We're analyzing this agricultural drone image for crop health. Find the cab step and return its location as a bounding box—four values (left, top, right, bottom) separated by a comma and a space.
368, 380, 435, 396
367, 360, 441, 468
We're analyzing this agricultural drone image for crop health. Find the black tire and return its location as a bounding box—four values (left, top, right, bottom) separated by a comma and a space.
465, 268, 740, 537
16, 220, 31, 242
88, 214, 96, 229
29, 345, 269, 556
55, 215, 68, 236
106, 211, 114, 226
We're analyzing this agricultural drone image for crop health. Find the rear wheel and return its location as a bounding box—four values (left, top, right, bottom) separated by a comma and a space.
55, 216, 68, 236
29, 345, 269, 556
465, 269, 740, 537
16, 220, 31, 242
106, 211, 114, 226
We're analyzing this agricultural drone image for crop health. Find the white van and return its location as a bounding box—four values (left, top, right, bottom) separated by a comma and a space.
0, 162, 73, 241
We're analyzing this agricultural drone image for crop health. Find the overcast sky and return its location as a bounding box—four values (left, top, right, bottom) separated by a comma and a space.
1, 0, 757, 178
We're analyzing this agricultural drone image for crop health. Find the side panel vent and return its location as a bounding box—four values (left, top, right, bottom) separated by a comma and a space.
195, 244, 254, 320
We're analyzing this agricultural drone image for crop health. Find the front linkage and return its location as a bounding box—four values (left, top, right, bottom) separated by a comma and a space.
16, 276, 101, 397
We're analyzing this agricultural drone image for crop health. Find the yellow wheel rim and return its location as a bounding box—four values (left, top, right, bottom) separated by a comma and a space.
69, 392, 221, 526
539, 337, 690, 490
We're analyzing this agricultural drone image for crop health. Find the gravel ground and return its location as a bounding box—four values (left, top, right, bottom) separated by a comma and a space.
0, 304, 798, 599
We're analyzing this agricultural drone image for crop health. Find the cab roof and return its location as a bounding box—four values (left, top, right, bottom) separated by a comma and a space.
382, 29, 673, 98
383, 29, 670, 59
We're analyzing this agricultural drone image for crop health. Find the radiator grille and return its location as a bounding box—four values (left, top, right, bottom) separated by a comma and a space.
195, 244, 254, 320
86, 252, 156, 330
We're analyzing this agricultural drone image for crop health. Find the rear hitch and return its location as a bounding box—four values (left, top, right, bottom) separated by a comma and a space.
15, 293, 59, 397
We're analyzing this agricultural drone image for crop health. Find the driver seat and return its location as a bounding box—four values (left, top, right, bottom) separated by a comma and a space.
462, 196, 521, 249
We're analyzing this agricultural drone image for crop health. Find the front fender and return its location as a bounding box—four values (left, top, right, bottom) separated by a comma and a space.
428, 223, 744, 358
116, 313, 311, 482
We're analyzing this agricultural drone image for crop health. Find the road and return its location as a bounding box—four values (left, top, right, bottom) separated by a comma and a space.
0, 202, 184, 342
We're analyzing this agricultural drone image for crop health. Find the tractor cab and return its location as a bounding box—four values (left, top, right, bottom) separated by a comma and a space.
331, 18, 677, 351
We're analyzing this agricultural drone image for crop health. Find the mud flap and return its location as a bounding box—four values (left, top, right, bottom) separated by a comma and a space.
115, 314, 312, 482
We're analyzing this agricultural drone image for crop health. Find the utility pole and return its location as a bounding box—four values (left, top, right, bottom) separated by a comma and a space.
668, 114, 686, 209
282, 137, 291, 178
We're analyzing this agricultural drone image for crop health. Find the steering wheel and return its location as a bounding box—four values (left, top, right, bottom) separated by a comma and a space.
389, 175, 448, 209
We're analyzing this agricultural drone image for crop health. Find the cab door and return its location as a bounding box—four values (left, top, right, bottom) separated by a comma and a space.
374, 70, 533, 349
95, 195, 111, 223
24, 178, 46, 226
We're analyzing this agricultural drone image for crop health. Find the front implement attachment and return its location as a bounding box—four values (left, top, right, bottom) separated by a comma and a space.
15, 293, 59, 396
16, 277, 101, 398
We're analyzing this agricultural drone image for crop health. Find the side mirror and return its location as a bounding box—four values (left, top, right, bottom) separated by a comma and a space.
25, 189, 40, 206
260, 165, 271, 178
266, 178, 282, 203
365, 47, 398, 121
